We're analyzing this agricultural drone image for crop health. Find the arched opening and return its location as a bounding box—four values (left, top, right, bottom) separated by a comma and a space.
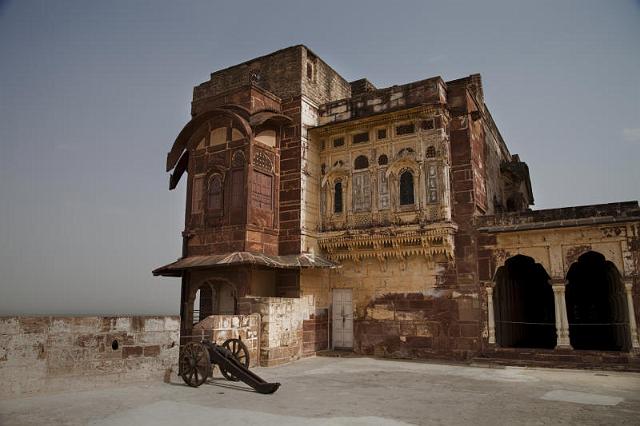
399, 171, 414, 205
193, 285, 214, 324
191, 280, 238, 325
334, 181, 343, 213
494, 255, 556, 348
566, 251, 630, 351
378, 154, 388, 166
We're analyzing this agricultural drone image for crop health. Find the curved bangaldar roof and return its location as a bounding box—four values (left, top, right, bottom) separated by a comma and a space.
165, 106, 292, 189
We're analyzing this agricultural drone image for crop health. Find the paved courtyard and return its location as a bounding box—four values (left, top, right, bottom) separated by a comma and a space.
2, 356, 640, 425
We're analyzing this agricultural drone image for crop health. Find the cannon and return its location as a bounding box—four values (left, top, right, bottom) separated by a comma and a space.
179, 338, 280, 394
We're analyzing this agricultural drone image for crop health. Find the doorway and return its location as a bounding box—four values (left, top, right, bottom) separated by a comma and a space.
332, 289, 354, 349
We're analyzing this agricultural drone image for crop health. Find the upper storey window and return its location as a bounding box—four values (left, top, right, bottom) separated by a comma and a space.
354, 155, 369, 170
255, 130, 276, 148
208, 175, 223, 211
333, 137, 345, 148
426, 145, 436, 158
377, 129, 387, 140
421, 119, 435, 130
399, 171, 415, 206
396, 123, 415, 136
378, 154, 388, 166
210, 127, 227, 147
334, 181, 343, 214
352, 132, 369, 144
192, 175, 204, 213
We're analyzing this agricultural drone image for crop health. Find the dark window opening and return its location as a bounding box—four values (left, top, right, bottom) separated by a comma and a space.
354, 155, 369, 170
494, 255, 556, 349
353, 132, 369, 144
378, 154, 388, 166
396, 123, 415, 136
306, 62, 313, 80
426, 146, 436, 158
399, 171, 415, 205
111, 340, 119, 351
334, 181, 343, 213
421, 119, 435, 130
333, 137, 345, 148
566, 251, 630, 351
377, 129, 387, 139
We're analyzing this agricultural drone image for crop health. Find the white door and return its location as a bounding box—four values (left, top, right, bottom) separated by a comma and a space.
332, 289, 353, 349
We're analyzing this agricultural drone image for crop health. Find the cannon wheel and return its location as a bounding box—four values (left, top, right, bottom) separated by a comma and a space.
179, 342, 212, 387
219, 338, 250, 381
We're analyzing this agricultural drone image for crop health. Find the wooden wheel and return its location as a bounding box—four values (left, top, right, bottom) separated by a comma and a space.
219, 338, 250, 381
179, 342, 211, 387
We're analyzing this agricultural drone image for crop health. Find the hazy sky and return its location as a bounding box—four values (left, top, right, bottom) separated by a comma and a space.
1, 0, 639, 315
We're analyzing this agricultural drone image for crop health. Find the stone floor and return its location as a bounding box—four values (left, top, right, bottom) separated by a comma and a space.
2, 356, 640, 425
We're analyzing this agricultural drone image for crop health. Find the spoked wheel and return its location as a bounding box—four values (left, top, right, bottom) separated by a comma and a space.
219, 338, 250, 381
179, 342, 212, 387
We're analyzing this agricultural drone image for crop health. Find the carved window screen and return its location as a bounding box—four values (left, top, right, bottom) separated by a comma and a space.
207, 175, 223, 211
252, 172, 273, 210
426, 146, 436, 158
352, 172, 371, 212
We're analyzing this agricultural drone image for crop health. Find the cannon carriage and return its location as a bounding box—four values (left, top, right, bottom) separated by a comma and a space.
179, 338, 280, 394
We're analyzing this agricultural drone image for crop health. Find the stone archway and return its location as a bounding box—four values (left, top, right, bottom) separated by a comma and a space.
189, 279, 238, 326
566, 251, 630, 351
494, 255, 556, 348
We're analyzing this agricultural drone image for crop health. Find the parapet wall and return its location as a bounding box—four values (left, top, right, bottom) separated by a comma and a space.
0, 316, 179, 399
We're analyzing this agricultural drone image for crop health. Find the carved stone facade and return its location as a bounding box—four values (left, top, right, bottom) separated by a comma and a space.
156, 45, 640, 368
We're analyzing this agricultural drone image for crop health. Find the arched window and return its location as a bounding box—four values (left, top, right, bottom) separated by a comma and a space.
399, 171, 414, 206
334, 181, 343, 213
354, 155, 369, 170
378, 154, 388, 166
426, 146, 436, 158
208, 175, 223, 210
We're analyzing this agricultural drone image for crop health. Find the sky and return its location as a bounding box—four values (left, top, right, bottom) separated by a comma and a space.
0, 0, 639, 315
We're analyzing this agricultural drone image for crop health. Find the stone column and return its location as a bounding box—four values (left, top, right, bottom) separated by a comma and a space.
624, 279, 640, 351
551, 281, 572, 349
486, 286, 496, 344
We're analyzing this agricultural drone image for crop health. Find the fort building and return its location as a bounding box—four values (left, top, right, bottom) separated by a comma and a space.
154, 45, 640, 367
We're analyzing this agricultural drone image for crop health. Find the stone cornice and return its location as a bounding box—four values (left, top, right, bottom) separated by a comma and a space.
318, 223, 456, 263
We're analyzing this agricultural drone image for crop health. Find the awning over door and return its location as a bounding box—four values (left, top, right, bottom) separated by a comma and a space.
153, 251, 339, 277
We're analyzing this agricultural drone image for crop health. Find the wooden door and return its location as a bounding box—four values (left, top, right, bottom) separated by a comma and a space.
332, 289, 353, 349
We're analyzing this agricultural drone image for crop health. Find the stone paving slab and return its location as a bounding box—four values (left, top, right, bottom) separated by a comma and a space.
1, 357, 640, 425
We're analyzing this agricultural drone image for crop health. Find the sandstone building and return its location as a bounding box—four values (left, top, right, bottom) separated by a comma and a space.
154, 45, 640, 367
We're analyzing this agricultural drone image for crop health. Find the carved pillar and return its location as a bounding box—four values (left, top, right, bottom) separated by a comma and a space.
486, 286, 496, 344
551, 281, 572, 349
624, 279, 640, 351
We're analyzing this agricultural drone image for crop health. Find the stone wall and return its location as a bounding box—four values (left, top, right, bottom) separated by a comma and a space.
192, 314, 260, 367
0, 316, 179, 399
356, 293, 479, 360
303, 308, 329, 356
239, 295, 314, 366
